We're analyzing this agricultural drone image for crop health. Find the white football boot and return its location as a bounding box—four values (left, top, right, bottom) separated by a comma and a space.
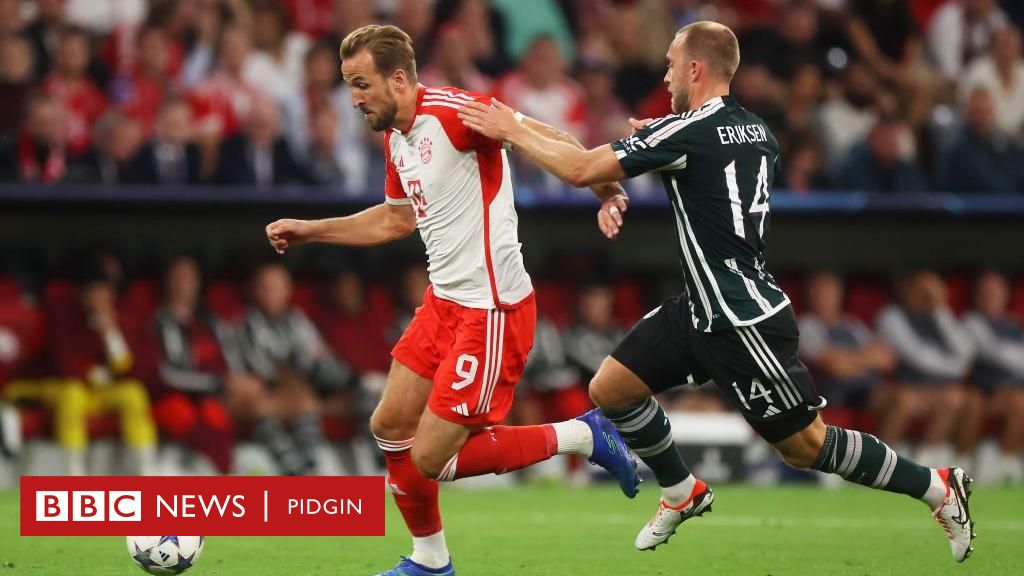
635, 478, 714, 551
932, 467, 976, 562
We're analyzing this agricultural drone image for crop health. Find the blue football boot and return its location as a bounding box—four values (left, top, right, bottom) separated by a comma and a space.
373, 556, 455, 576
577, 408, 641, 498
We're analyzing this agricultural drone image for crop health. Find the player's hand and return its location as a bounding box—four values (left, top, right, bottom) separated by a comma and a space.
628, 117, 653, 134
265, 219, 314, 254
597, 192, 629, 240
457, 98, 519, 142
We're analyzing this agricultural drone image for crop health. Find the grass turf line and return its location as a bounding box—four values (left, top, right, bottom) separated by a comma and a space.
1, 484, 1022, 575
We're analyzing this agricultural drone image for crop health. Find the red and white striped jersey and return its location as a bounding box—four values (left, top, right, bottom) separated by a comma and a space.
383, 86, 533, 310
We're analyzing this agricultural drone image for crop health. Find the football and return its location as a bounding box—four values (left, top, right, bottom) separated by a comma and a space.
126, 536, 205, 575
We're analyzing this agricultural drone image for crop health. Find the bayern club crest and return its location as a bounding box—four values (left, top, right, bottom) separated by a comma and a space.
419, 137, 433, 164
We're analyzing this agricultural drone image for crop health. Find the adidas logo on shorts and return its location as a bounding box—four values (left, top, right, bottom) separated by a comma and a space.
451, 403, 470, 417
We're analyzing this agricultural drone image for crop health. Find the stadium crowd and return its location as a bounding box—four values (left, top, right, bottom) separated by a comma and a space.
1, 247, 1023, 484
0, 0, 1022, 193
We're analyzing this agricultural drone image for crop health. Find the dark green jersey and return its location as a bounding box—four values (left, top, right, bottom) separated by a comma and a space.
610, 95, 790, 332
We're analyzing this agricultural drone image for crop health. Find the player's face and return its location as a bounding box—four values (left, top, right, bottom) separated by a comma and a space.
342, 50, 400, 132
664, 38, 691, 113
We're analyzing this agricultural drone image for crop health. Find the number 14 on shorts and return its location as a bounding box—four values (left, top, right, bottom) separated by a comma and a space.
731, 378, 782, 418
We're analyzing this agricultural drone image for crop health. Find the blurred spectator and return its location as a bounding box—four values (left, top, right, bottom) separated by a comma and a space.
0, 94, 67, 183
281, 0, 333, 38
238, 262, 355, 474
67, 0, 145, 34
876, 271, 974, 466
847, 0, 921, 84
0, 35, 35, 137
318, 268, 392, 378
66, 0, 145, 35
564, 282, 625, 385
928, 0, 1008, 79
124, 98, 201, 185
245, 2, 310, 103
812, 60, 890, 172
783, 63, 823, 143
489, 0, 574, 63
0, 0, 24, 36
799, 272, 895, 409
216, 97, 309, 186
740, 1, 832, 80
281, 39, 368, 189
392, 0, 435, 56
939, 88, 1024, 193
303, 106, 346, 185
50, 263, 157, 475
22, 0, 70, 80
494, 36, 585, 137
848, 0, 938, 127
419, 23, 493, 94
390, 263, 430, 339
577, 58, 630, 149
778, 133, 828, 192
732, 64, 787, 138
436, 0, 510, 77
838, 117, 928, 194
0, 276, 44, 395
150, 255, 241, 474
112, 25, 177, 134
602, 5, 661, 109
962, 25, 1024, 137
962, 271, 1024, 482
64, 109, 142, 184
41, 26, 109, 155
329, 0, 374, 39
188, 23, 265, 177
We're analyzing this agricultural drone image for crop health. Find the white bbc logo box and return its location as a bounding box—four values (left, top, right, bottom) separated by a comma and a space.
35, 491, 142, 522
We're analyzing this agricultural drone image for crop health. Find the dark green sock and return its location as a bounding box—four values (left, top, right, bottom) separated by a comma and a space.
604, 398, 691, 487
812, 425, 930, 498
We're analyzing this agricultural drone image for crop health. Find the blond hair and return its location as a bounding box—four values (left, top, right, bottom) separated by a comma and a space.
340, 24, 417, 81
677, 21, 740, 81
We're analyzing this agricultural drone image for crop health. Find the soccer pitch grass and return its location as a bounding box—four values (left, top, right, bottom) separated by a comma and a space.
1, 484, 1021, 575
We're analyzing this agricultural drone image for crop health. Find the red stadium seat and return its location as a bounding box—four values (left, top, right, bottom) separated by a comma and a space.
535, 280, 572, 328
204, 280, 246, 323
291, 279, 320, 319
613, 279, 645, 328
844, 274, 891, 325
1011, 277, 1024, 322
943, 270, 973, 315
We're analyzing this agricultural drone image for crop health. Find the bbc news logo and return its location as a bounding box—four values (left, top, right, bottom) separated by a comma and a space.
21, 476, 385, 536
35, 491, 141, 522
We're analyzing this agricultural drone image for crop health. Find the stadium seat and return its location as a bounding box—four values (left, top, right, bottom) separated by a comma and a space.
943, 270, 974, 315
844, 274, 891, 325
613, 279, 645, 328
535, 280, 573, 328
204, 280, 246, 323
290, 278, 320, 319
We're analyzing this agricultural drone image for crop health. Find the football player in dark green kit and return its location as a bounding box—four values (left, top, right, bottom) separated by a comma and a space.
457, 20, 975, 563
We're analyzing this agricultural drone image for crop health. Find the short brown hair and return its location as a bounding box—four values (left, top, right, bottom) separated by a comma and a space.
340, 24, 417, 81
677, 21, 740, 81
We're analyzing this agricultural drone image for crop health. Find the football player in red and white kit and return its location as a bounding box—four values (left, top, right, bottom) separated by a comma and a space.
265, 25, 638, 576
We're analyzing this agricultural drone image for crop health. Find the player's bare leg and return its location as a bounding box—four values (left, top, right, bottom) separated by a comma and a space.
369, 361, 448, 573
778, 415, 976, 562
589, 357, 713, 550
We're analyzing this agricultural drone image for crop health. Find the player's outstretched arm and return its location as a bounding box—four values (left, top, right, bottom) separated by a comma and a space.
519, 116, 628, 239
458, 99, 626, 189
265, 203, 416, 254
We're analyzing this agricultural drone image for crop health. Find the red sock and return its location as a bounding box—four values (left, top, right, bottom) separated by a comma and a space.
378, 438, 442, 537
441, 425, 558, 481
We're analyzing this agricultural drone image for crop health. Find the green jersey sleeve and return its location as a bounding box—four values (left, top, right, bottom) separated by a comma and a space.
610, 116, 689, 178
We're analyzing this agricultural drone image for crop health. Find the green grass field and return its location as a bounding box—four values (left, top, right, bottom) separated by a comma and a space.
1, 484, 1021, 575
